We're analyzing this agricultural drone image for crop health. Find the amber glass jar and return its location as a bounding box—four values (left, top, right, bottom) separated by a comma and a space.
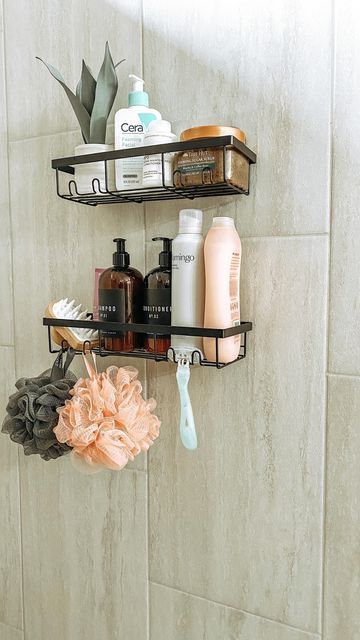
143, 237, 172, 355
173, 125, 249, 191
98, 239, 144, 352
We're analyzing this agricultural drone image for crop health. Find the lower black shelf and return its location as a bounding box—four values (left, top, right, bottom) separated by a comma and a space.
56, 181, 248, 207
43, 317, 252, 369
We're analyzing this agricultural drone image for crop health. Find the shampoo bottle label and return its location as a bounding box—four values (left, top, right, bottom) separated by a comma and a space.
99, 289, 126, 337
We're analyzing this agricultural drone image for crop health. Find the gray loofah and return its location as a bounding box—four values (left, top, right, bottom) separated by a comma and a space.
2, 350, 76, 461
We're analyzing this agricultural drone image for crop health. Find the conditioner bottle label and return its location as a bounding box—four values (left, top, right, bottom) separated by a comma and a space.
143, 289, 171, 325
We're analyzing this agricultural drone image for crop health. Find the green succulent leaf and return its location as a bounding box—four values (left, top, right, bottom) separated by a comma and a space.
36, 56, 91, 143
76, 60, 96, 116
89, 42, 118, 144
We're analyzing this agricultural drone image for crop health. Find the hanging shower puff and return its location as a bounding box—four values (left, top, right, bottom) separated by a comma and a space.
54, 352, 161, 473
1, 349, 77, 460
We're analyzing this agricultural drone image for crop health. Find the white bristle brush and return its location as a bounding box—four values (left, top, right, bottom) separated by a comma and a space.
45, 298, 98, 351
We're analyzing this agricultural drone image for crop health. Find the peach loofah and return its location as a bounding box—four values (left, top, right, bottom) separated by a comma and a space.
54, 354, 160, 472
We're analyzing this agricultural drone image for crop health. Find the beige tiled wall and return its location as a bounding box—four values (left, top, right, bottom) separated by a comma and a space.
323, 4, 360, 640
0, 1, 359, 640
0, 2, 148, 640
148, 236, 328, 634
150, 584, 320, 640
324, 375, 360, 640
0, 3, 23, 638
328, 0, 360, 375
0, 622, 23, 640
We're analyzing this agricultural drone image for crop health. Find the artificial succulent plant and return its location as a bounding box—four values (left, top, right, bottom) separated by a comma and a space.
37, 42, 124, 144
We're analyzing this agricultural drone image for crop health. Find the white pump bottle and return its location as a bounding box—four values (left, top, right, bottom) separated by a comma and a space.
114, 74, 161, 190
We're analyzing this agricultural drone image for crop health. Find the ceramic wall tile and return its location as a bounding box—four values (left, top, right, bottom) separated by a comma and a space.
0, 346, 23, 629
0, 623, 23, 640
143, 0, 331, 236
328, 0, 360, 375
148, 236, 328, 632
8, 131, 146, 468
20, 460, 147, 640
150, 583, 320, 640
0, 27, 14, 345
324, 375, 360, 640
3, 0, 142, 141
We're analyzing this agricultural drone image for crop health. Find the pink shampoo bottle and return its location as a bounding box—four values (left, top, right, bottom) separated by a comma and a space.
203, 217, 242, 363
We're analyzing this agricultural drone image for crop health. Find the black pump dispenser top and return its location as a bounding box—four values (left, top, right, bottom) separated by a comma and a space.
113, 238, 130, 268
152, 237, 172, 269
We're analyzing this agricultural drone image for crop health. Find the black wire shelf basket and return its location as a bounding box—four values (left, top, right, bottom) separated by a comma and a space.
52, 135, 256, 206
43, 316, 253, 370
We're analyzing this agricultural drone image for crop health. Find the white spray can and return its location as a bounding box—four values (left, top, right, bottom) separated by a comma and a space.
171, 209, 205, 358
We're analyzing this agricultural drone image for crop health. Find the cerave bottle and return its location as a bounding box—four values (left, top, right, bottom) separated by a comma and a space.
114, 75, 161, 190
203, 217, 242, 363
143, 237, 172, 354
98, 238, 144, 352
171, 209, 205, 357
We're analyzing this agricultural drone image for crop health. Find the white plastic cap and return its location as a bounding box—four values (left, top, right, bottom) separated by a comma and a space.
129, 74, 145, 92
212, 216, 235, 227
147, 119, 172, 134
179, 209, 203, 234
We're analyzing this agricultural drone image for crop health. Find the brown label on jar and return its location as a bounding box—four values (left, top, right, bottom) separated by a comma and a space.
176, 149, 216, 174
174, 147, 224, 185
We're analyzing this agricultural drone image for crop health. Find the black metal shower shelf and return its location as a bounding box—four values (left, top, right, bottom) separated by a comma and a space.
43, 317, 252, 369
52, 135, 256, 206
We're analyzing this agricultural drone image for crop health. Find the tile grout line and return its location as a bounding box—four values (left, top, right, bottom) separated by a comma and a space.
2, 1, 26, 635
0, 621, 24, 633
145, 233, 329, 243
123, 466, 147, 475
327, 371, 360, 379
320, 0, 337, 637
144, 232, 150, 640
140, 2, 151, 638
8, 128, 80, 145
215, 232, 329, 240
146, 451, 150, 640
150, 581, 321, 638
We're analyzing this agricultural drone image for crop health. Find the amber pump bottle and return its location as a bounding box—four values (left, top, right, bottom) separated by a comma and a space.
143, 237, 172, 354
98, 238, 144, 352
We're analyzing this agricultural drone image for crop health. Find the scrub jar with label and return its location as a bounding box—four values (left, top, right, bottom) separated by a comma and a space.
173, 125, 249, 191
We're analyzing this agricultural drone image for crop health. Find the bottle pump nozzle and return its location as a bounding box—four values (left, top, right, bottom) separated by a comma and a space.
113, 237, 129, 268
152, 237, 172, 269
129, 74, 144, 92
128, 74, 149, 107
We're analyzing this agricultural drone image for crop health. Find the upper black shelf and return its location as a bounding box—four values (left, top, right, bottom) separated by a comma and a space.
52, 136, 256, 171
52, 135, 257, 206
